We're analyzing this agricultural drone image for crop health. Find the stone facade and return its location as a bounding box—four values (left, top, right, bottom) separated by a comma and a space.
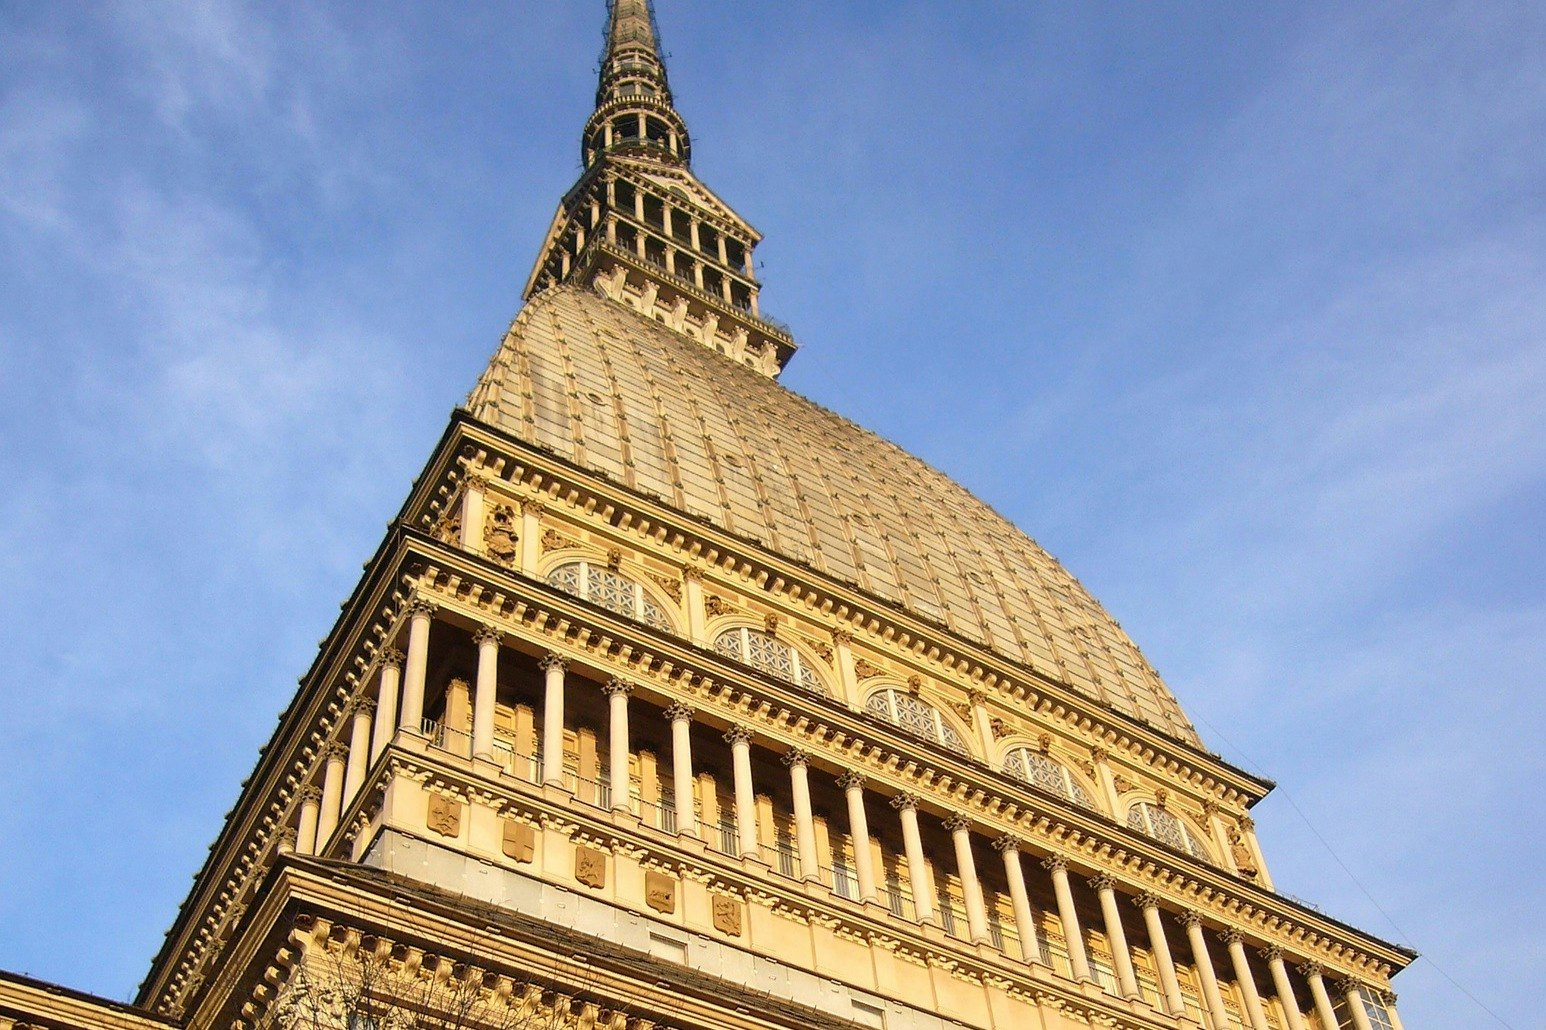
0, 4, 1410, 1030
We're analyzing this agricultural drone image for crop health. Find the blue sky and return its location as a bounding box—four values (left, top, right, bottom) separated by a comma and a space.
1, 2, 1540, 1025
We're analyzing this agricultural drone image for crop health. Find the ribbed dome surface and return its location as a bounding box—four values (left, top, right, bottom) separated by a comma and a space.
468, 286, 1201, 747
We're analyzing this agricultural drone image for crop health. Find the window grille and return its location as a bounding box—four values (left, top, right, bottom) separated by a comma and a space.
1002, 747, 1098, 809
863, 689, 970, 754
1126, 802, 1213, 863
546, 560, 672, 631
713, 628, 826, 695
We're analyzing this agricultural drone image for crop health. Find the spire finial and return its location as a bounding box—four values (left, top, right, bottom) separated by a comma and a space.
585, 0, 690, 168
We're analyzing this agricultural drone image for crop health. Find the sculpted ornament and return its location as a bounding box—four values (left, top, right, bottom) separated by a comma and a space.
502, 820, 536, 863
575, 846, 607, 889
427, 794, 462, 838
540, 528, 566, 553
1228, 825, 1259, 879
853, 659, 883, 681
711, 895, 743, 937
645, 871, 677, 913
704, 595, 733, 618
434, 508, 462, 544
483, 505, 519, 565
649, 574, 683, 604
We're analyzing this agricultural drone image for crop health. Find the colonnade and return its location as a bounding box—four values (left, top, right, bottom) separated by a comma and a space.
282, 609, 1400, 1030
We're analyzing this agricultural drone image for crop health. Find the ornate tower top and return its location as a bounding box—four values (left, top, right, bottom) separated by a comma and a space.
586, 0, 690, 168
524, 0, 797, 376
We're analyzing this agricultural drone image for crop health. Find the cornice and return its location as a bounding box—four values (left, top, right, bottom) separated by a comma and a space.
440, 414, 1270, 801
395, 540, 1408, 974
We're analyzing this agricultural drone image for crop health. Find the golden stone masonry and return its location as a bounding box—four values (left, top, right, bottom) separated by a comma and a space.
0, 3, 1412, 1030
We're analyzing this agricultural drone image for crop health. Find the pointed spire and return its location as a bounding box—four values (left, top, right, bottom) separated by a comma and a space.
525, 2, 797, 376
599, 0, 669, 104
583, 0, 691, 168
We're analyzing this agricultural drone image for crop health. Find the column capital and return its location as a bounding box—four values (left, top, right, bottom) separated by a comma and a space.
1089, 745, 1110, 763
664, 701, 695, 722
463, 473, 491, 491
472, 624, 504, 647
1296, 960, 1326, 979
321, 740, 349, 761
991, 833, 1024, 854
781, 747, 810, 768
942, 812, 972, 834
299, 785, 322, 804
835, 770, 866, 791
723, 724, 752, 746
1379, 989, 1398, 1006
889, 792, 919, 812
1336, 978, 1366, 997
538, 652, 570, 673
681, 563, 703, 582
520, 498, 547, 517
347, 696, 377, 715
405, 597, 439, 619
966, 688, 988, 705
379, 647, 405, 669
1219, 927, 1245, 946
601, 677, 633, 698
830, 627, 852, 645
1260, 944, 1285, 963
1175, 909, 1203, 930
1131, 891, 1162, 911
1040, 854, 1069, 873
276, 825, 298, 852
1087, 873, 1117, 893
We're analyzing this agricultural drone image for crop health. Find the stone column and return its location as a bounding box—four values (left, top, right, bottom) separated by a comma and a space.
1089, 874, 1140, 999
1299, 962, 1341, 1030
370, 650, 403, 762
342, 697, 375, 804
837, 772, 877, 901
1134, 893, 1185, 1016
1222, 930, 1270, 1030
399, 600, 436, 733
967, 689, 995, 758
518, 500, 543, 575
460, 474, 487, 555
295, 785, 321, 856
1381, 991, 1405, 1030
682, 566, 707, 645
831, 629, 859, 703
472, 626, 502, 763
539, 654, 568, 787
1261, 947, 1307, 1030
993, 836, 1047, 966
1089, 746, 1122, 815
890, 793, 935, 923
945, 814, 991, 943
315, 741, 348, 850
784, 749, 820, 880
1042, 855, 1093, 982
1339, 980, 1377, 1030
724, 727, 759, 857
665, 702, 697, 836
603, 679, 632, 812
1179, 911, 1230, 1030
276, 825, 297, 856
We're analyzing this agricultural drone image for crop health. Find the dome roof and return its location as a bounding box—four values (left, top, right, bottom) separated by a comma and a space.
468, 286, 1201, 747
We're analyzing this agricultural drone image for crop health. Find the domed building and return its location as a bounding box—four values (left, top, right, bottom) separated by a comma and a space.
1, 4, 1411, 1030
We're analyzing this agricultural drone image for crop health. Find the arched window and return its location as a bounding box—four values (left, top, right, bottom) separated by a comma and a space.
1002, 747, 1096, 810
1127, 802, 1212, 862
713, 628, 826, 695
546, 561, 672, 632
864, 689, 970, 755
